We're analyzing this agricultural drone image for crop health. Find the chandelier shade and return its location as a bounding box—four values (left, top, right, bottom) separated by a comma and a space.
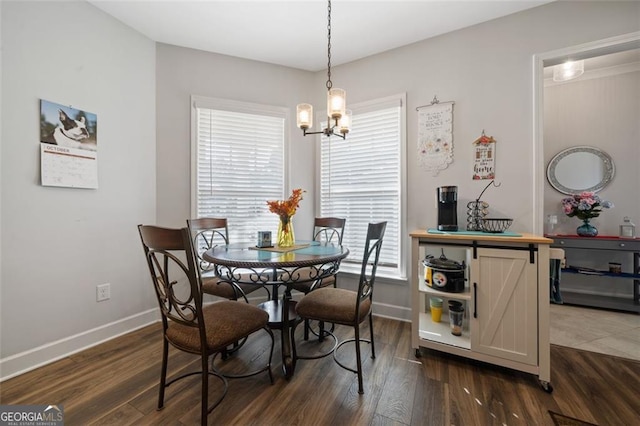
296, 103, 313, 130
327, 88, 346, 119
339, 109, 352, 135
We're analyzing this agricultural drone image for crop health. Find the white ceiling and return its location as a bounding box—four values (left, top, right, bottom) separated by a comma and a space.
88, 0, 554, 71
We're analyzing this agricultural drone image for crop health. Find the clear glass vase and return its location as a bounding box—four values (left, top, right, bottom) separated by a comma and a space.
576, 219, 598, 237
277, 216, 295, 247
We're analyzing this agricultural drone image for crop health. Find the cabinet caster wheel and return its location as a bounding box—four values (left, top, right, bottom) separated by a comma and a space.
415, 348, 421, 358
540, 380, 553, 393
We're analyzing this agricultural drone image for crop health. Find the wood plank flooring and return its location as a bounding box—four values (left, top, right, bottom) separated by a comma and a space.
1, 316, 639, 425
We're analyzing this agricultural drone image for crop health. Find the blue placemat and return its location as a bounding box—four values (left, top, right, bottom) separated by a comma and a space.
427, 228, 522, 237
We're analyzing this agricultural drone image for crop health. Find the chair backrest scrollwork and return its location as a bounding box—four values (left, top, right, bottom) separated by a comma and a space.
313, 217, 346, 244
357, 222, 386, 308
187, 218, 229, 272
138, 225, 204, 331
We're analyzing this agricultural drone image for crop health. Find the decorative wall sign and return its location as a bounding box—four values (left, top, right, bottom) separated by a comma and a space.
39, 99, 98, 189
472, 131, 496, 180
417, 96, 454, 176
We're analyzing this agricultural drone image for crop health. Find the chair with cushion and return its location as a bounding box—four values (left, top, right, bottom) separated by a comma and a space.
138, 225, 274, 426
292, 217, 346, 340
188, 217, 270, 302
292, 221, 386, 394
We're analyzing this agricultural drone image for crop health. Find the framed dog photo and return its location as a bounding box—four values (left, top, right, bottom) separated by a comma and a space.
39, 99, 99, 189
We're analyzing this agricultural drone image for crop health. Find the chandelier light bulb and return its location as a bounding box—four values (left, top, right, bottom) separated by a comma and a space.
328, 88, 346, 120
296, 103, 313, 130
339, 109, 352, 134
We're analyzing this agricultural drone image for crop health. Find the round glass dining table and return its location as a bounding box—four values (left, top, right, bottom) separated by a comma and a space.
203, 241, 349, 378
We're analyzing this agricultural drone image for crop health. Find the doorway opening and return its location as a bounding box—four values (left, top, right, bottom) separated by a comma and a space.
533, 31, 640, 360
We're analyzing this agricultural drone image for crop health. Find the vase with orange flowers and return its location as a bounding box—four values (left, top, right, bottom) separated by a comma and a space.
267, 188, 304, 247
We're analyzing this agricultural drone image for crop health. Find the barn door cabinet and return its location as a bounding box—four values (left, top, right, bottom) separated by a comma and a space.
410, 231, 553, 391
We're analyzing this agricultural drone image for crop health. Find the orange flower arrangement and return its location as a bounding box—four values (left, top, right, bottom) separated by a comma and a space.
267, 188, 305, 221
267, 189, 304, 247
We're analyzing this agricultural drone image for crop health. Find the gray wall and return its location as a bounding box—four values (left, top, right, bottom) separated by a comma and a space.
1, 1, 156, 379
1, 0, 638, 379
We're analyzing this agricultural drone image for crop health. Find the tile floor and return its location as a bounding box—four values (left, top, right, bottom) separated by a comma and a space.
550, 303, 640, 361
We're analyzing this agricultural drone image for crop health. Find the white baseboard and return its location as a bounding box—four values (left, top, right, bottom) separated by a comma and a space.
372, 301, 411, 322
0, 309, 159, 382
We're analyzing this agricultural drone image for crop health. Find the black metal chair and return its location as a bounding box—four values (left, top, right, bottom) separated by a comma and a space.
138, 225, 274, 426
292, 217, 346, 340
187, 217, 270, 302
292, 221, 386, 394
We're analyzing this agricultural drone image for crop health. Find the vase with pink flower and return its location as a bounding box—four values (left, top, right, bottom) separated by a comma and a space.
267, 188, 304, 247
561, 192, 613, 237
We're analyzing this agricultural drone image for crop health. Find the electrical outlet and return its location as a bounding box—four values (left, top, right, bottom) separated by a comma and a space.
97, 283, 111, 302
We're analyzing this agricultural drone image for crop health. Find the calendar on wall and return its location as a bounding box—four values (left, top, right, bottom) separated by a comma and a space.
472, 132, 496, 180
39, 99, 98, 189
41, 144, 98, 189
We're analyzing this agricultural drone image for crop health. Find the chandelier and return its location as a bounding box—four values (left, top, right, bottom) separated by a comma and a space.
296, 0, 351, 139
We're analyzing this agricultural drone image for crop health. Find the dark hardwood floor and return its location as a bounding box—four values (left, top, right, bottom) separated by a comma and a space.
1, 316, 638, 425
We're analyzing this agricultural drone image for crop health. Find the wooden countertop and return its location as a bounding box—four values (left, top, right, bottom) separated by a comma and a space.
410, 230, 553, 245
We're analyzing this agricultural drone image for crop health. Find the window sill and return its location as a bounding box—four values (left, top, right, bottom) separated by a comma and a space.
337, 266, 407, 286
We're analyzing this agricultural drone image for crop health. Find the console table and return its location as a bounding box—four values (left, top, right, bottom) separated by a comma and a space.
546, 235, 640, 313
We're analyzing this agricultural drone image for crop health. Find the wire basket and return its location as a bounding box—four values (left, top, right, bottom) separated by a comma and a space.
482, 218, 513, 233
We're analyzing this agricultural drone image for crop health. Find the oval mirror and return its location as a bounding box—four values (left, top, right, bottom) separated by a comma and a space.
546, 146, 615, 195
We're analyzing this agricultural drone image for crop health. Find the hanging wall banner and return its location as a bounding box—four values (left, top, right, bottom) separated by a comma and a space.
417, 100, 454, 176
472, 132, 496, 180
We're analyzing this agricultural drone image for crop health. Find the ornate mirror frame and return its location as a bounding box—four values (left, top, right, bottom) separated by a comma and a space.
546, 146, 615, 195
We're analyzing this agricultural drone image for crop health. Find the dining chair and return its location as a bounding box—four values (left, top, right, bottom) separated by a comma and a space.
292, 221, 386, 394
187, 218, 270, 302
292, 217, 346, 340
138, 225, 274, 426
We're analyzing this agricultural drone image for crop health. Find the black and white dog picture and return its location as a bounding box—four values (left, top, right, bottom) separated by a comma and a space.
40, 99, 97, 151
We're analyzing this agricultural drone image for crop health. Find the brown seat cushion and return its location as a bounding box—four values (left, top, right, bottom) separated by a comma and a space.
201, 273, 261, 299
295, 287, 371, 325
166, 301, 268, 353
292, 274, 336, 293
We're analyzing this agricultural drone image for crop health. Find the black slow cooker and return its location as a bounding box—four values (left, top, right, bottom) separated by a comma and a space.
423, 253, 466, 293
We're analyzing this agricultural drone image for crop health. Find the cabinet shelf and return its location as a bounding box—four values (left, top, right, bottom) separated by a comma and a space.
562, 267, 640, 280
418, 312, 470, 350
561, 290, 640, 313
418, 280, 471, 300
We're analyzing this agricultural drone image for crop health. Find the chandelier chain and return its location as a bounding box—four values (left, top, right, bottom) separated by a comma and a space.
326, 0, 332, 90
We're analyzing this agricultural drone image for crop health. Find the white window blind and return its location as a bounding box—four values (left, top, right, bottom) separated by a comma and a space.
320, 95, 404, 277
192, 97, 286, 243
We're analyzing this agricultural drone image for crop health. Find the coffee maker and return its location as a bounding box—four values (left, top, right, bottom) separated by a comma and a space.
437, 186, 458, 231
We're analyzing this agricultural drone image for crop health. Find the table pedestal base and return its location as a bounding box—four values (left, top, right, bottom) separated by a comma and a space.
258, 298, 300, 378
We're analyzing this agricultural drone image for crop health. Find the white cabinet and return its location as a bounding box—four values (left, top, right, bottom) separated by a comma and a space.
410, 231, 552, 391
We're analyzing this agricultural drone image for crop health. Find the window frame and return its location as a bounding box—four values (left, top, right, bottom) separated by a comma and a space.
190, 95, 290, 242
315, 93, 407, 280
